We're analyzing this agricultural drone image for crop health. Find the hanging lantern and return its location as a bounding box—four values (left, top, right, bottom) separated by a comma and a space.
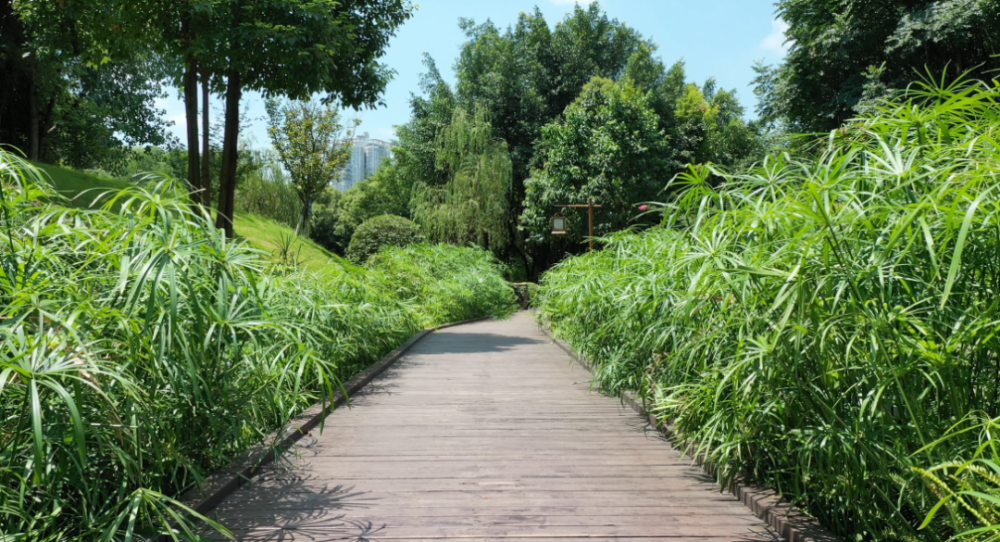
551, 212, 568, 235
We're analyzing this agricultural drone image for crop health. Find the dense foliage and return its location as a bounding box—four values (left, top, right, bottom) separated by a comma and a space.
539, 79, 1000, 541
370, 244, 517, 327
347, 215, 426, 264
1, 0, 174, 168
521, 77, 671, 247
412, 104, 511, 252
233, 159, 304, 229
0, 0, 413, 238
0, 153, 515, 540
756, 0, 1000, 131
308, 189, 345, 253
378, 3, 763, 277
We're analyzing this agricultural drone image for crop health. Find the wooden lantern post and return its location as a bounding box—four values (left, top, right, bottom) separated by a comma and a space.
554, 199, 602, 251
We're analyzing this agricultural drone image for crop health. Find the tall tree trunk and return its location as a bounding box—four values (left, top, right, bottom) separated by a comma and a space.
27, 75, 38, 161
216, 69, 241, 238
183, 17, 201, 203
200, 70, 211, 207
295, 198, 310, 237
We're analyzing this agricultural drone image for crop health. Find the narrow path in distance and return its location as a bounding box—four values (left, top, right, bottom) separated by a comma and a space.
207, 312, 780, 541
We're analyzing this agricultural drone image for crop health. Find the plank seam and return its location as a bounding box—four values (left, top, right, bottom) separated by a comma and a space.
539, 324, 844, 542
173, 316, 493, 524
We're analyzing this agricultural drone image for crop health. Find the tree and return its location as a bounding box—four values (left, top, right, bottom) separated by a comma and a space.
200, 0, 412, 237
756, 0, 1000, 131
266, 99, 356, 235
412, 105, 511, 253
389, 2, 762, 275
521, 77, 673, 255
1, 0, 174, 168
392, 54, 456, 192
671, 80, 763, 169
452, 4, 651, 271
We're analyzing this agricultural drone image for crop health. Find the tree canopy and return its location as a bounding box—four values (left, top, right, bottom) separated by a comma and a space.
195, 0, 413, 236
755, 0, 1000, 131
383, 2, 761, 277
521, 77, 672, 248
412, 105, 512, 253
266, 98, 356, 235
1, 0, 173, 168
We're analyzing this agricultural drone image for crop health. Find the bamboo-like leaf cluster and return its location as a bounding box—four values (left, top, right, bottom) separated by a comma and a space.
538, 77, 1000, 541
0, 152, 515, 541
368, 243, 517, 327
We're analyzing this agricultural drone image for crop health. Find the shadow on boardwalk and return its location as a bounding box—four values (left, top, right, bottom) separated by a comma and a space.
208, 453, 386, 541
409, 331, 546, 354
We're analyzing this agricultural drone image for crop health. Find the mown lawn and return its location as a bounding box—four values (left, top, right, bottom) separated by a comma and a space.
33, 161, 342, 274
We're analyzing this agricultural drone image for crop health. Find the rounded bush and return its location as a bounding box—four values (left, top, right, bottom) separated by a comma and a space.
347, 214, 426, 264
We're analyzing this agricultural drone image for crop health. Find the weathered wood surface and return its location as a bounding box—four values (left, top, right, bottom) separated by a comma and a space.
206, 313, 780, 541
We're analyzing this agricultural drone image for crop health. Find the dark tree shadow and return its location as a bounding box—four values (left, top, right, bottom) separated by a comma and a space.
203, 468, 387, 541
406, 332, 546, 354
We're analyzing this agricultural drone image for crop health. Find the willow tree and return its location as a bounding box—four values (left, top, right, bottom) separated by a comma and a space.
412, 105, 511, 253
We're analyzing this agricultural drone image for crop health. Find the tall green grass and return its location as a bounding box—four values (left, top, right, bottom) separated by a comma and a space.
538, 77, 1000, 541
370, 244, 517, 327
0, 152, 515, 541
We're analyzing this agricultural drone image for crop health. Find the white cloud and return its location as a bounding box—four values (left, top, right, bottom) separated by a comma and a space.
761, 19, 791, 54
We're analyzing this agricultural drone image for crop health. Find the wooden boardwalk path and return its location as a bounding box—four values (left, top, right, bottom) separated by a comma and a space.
207, 313, 780, 541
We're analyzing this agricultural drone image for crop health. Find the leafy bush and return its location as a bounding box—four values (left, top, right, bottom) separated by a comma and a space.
0, 152, 512, 540
370, 244, 517, 326
539, 78, 1000, 541
347, 214, 426, 264
309, 197, 347, 254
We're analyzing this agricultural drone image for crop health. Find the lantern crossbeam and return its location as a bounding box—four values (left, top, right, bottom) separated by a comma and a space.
551, 199, 602, 251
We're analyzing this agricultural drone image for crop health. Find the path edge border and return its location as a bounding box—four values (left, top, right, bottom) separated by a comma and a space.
177, 315, 493, 518
540, 325, 844, 542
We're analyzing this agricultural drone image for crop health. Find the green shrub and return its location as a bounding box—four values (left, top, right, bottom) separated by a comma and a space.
347, 214, 426, 264
539, 79, 1000, 541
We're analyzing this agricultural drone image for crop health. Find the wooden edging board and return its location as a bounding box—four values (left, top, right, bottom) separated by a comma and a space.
175, 316, 493, 520
540, 325, 844, 542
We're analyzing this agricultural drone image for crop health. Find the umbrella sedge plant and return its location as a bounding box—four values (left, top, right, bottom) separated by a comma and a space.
538, 75, 1000, 541
0, 152, 515, 541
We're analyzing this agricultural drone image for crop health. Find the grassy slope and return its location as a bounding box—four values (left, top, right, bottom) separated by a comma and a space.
32, 161, 341, 274
232, 211, 346, 274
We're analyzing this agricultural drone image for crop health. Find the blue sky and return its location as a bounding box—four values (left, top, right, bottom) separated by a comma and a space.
156, 0, 787, 148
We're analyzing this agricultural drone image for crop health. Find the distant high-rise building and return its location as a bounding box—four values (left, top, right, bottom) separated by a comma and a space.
335, 132, 393, 191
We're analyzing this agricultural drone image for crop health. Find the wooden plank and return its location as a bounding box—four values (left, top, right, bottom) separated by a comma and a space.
255, 464, 714, 477
210, 506, 759, 519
